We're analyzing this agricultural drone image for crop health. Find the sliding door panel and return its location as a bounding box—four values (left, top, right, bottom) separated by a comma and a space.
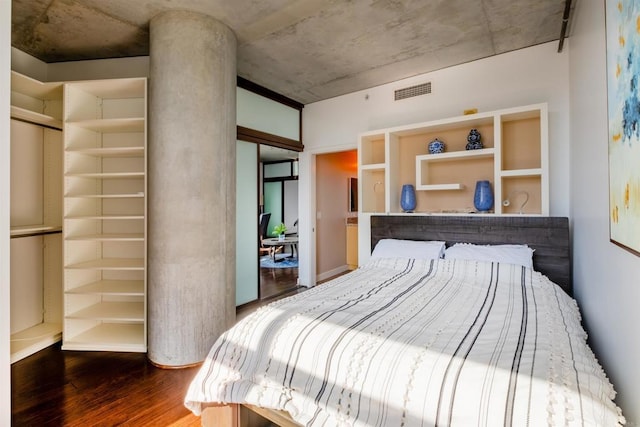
236, 140, 258, 306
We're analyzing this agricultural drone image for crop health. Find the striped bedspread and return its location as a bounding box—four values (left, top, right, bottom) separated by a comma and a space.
185, 258, 625, 426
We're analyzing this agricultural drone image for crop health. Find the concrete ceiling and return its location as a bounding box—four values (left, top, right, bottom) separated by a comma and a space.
11, 0, 571, 104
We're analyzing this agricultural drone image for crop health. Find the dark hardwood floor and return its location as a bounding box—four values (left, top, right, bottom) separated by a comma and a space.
11, 269, 300, 427
11, 343, 202, 427
11, 261, 337, 427
259, 263, 299, 300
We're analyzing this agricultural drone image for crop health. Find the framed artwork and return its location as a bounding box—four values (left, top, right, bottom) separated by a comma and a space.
606, 0, 640, 255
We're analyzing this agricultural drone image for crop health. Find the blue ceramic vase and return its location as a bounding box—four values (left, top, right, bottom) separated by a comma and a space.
428, 138, 445, 154
400, 184, 417, 212
473, 180, 493, 212
465, 128, 483, 150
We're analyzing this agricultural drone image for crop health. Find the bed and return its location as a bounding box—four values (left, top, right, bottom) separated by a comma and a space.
184, 215, 625, 426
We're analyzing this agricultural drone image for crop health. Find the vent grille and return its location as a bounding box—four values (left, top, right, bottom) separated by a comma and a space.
394, 82, 432, 100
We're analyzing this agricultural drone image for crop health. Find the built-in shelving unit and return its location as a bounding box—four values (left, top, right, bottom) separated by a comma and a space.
358, 103, 548, 215
10, 71, 63, 129
62, 78, 147, 352
357, 103, 549, 265
9, 72, 64, 363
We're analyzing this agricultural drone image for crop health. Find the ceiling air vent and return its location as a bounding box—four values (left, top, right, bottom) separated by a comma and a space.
394, 82, 432, 101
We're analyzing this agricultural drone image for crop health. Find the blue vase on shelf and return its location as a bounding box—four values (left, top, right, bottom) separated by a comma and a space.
473, 180, 494, 212
465, 128, 483, 150
428, 138, 445, 154
400, 184, 417, 213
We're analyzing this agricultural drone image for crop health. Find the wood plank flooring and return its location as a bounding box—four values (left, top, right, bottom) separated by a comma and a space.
11, 264, 336, 426
259, 259, 299, 300
11, 342, 202, 426
11, 277, 300, 427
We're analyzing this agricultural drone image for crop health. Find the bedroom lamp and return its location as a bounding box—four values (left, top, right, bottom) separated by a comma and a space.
502, 190, 529, 214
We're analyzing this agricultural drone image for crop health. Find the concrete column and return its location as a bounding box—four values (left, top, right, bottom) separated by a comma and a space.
148, 10, 237, 367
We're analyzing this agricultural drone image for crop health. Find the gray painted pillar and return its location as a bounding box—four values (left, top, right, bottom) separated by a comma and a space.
148, 10, 237, 367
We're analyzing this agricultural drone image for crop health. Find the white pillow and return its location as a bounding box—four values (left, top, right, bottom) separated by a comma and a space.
371, 239, 446, 260
443, 243, 534, 269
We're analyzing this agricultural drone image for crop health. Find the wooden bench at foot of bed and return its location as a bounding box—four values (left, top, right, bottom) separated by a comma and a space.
202, 404, 301, 427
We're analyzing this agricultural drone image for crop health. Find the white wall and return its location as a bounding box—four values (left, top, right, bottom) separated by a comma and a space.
11, 47, 48, 81
299, 41, 570, 287
569, 2, 639, 424
1, 1, 12, 422
47, 56, 150, 81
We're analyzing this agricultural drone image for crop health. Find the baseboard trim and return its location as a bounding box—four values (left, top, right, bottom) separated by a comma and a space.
316, 265, 350, 283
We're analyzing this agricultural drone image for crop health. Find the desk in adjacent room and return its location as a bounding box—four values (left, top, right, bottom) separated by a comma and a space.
262, 236, 298, 261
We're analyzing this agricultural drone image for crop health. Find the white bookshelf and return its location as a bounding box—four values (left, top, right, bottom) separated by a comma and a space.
62, 77, 147, 353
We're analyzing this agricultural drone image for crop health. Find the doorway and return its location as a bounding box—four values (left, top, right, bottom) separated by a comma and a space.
315, 150, 358, 282
259, 146, 300, 300
236, 142, 301, 306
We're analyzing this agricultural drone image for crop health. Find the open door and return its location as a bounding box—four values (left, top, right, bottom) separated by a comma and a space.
259, 147, 299, 299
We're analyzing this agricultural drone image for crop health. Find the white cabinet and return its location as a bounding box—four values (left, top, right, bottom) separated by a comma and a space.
358, 103, 548, 215
9, 72, 64, 363
62, 78, 147, 352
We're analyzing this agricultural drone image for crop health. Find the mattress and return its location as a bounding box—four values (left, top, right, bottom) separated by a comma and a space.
185, 258, 625, 426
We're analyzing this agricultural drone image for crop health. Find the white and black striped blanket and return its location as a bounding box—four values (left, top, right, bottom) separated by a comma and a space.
185, 258, 625, 426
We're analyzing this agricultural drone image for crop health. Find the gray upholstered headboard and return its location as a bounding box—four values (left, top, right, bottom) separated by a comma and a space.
370, 215, 572, 295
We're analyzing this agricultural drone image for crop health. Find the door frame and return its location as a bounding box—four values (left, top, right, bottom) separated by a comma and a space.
298, 143, 357, 288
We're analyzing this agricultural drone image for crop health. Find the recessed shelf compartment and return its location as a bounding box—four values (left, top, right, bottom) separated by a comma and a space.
501, 175, 544, 214
359, 133, 386, 166
360, 169, 386, 214
416, 148, 495, 191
